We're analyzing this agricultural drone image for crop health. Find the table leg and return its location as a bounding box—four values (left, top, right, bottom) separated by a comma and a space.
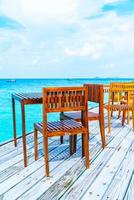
21, 103, 27, 167
12, 97, 17, 147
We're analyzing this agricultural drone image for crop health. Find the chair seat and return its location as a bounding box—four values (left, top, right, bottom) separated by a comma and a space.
104, 104, 133, 111
35, 119, 84, 134
61, 111, 99, 122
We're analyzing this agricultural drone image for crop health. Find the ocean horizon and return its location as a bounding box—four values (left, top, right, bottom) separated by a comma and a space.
1, 77, 134, 144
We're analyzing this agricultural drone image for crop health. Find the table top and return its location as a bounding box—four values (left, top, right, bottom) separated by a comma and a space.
12, 93, 42, 104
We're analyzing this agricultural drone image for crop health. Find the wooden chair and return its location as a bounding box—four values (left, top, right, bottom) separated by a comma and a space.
60, 84, 106, 149
110, 90, 125, 118
110, 82, 131, 119
115, 82, 134, 122
104, 83, 134, 133
34, 86, 90, 176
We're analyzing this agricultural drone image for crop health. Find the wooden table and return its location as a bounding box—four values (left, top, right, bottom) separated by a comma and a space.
12, 93, 42, 167
12, 86, 110, 167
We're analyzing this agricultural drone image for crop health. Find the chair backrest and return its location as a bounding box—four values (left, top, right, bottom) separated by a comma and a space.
110, 82, 134, 92
109, 82, 134, 105
84, 84, 104, 104
43, 86, 88, 113
42, 86, 89, 133
109, 82, 133, 102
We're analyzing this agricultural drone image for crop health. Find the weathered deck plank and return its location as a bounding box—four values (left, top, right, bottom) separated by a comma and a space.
2, 120, 117, 199
16, 117, 118, 200
0, 122, 99, 198
0, 124, 97, 183
0, 110, 134, 200
124, 172, 134, 200
3, 126, 101, 200
81, 130, 134, 200
37, 129, 123, 199
58, 127, 131, 200
102, 141, 134, 200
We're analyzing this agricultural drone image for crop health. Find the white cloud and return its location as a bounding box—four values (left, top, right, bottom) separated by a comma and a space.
104, 0, 121, 3
0, 0, 134, 78
64, 42, 103, 60
64, 8, 134, 62
0, 0, 78, 25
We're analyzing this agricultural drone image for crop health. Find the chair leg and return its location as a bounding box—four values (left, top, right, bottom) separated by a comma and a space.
99, 118, 106, 149
74, 135, 77, 153
69, 135, 73, 155
43, 136, 49, 177
122, 110, 126, 126
69, 135, 77, 155
82, 134, 84, 157
127, 111, 130, 125
60, 136, 64, 144
83, 132, 90, 169
60, 114, 64, 144
34, 128, 38, 161
108, 109, 111, 133
118, 110, 121, 118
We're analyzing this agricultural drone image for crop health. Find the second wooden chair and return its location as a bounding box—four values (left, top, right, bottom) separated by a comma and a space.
60, 84, 106, 149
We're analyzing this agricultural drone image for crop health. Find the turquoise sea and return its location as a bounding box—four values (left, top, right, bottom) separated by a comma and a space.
0, 78, 134, 144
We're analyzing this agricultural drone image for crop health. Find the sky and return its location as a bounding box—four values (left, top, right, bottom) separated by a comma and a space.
0, 0, 134, 78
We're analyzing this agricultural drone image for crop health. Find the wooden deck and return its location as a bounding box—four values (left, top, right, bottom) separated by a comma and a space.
0, 108, 134, 200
